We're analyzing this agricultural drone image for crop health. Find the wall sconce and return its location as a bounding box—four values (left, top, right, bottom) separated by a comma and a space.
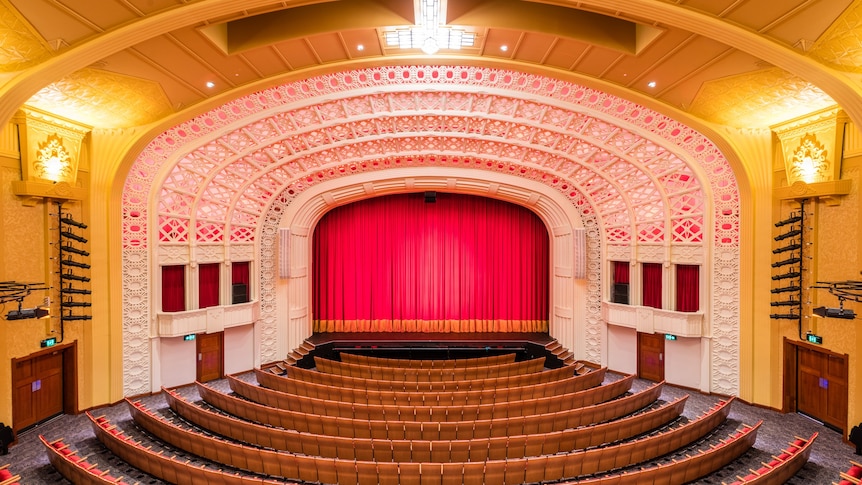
790, 134, 826, 184
11, 108, 89, 203
35, 134, 72, 183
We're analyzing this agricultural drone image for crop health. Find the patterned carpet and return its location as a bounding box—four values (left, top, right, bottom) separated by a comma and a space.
2, 373, 858, 484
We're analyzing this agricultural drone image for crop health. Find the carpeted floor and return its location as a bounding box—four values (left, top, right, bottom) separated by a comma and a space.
2, 373, 858, 484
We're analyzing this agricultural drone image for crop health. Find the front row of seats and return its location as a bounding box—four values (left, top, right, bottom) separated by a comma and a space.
0, 464, 19, 485
837, 460, 862, 485
41, 436, 132, 485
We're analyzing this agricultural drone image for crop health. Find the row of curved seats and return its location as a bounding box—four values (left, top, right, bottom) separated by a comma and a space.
314, 356, 546, 381
276, 361, 576, 391
255, 366, 606, 405
91, 401, 760, 485
721, 433, 817, 484
165, 386, 687, 461
339, 352, 516, 368
837, 460, 862, 484
573, 422, 762, 485
41, 435, 134, 485
198, 379, 664, 440
228, 373, 634, 422
125, 394, 735, 484
87, 412, 284, 485
0, 464, 19, 485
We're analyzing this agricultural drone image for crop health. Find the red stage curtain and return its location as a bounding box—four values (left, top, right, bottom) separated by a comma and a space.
676, 264, 700, 312
198, 263, 220, 309
161, 265, 185, 312
231, 261, 250, 304
642, 263, 663, 309
313, 193, 549, 332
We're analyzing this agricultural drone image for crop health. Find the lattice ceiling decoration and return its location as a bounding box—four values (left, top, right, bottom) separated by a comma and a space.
123, 66, 739, 251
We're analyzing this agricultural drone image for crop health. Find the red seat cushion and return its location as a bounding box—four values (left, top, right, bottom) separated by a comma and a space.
0, 470, 12, 480
849, 465, 862, 478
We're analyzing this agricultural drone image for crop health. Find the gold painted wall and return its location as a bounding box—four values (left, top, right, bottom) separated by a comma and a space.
773, 150, 862, 434
0, 123, 90, 429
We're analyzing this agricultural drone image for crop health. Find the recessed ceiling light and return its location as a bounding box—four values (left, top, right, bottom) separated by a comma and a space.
500, 45, 508, 52
357, 44, 364, 51
647, 81, 657, 88
205, 81, 215, 88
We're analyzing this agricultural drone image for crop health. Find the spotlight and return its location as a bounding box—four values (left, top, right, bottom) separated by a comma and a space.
812, 307, 855, 319
6, 307, 49, 320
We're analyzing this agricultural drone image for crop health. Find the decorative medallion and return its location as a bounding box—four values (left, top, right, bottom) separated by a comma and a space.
790, 133, 828, 184
34, 133, 72, 182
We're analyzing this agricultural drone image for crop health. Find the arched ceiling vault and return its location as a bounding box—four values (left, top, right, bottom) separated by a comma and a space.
0, 0, 857, 133
124, 66, 736, 254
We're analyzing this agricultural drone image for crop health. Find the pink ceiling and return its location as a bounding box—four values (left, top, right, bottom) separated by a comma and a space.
121, 65, 739, 251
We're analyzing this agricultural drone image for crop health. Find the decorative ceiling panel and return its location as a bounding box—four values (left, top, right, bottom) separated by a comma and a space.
0, 2, 53, 71
27, 68, 172, 127
122, 66, 738, 255
689, 67, 836, 127
810, 0, 862, 73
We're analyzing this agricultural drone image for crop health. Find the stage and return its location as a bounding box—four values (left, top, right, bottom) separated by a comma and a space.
301, 332, 564, 367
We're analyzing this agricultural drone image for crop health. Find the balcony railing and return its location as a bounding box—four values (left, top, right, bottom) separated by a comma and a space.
156, 300, 259, 337
602, 301, 704, 337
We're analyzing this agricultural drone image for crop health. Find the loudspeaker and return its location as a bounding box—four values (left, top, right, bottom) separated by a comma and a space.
279, 228, 290, 278
232, 283, 249, 304
612, 283, 629, 304
424, 191, 437, 203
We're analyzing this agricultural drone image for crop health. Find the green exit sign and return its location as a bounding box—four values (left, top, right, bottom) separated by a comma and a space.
665, 334, 677, 341
806, 333, 823, 345
183, 334, 196, 341
41, 337, 56, 348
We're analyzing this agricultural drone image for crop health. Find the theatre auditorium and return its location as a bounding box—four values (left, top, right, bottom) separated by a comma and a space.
1, 1, 862, 484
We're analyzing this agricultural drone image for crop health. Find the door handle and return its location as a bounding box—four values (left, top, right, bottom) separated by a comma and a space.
659, 353, 663, 362
198, 353, 202, 361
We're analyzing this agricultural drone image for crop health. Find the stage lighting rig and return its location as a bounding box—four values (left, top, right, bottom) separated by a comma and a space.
1, 281, 50, 320
810, 281, 862, 319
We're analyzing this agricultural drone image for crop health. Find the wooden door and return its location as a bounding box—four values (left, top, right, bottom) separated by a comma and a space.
12, 350, 64, 432
637, 332, 665, 382
796, 345, 848, 431
196, 332, 224, 382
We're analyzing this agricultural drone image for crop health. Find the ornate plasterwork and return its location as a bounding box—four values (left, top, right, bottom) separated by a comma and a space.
33, 133, 72, 182
789, 134, 829, 183
27, 68, 173, 128
120, 65, 741, 397
17, 108, 89, 183
689, 67, 836, 128
0, 2, 53, 71
809, 1, 862, 73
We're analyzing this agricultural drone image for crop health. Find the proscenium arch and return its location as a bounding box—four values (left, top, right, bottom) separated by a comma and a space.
267, 168, 594, 363
120, 65, 740, 397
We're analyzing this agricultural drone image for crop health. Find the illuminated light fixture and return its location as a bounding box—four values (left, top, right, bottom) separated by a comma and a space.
205, 81, 215, 88
647, 81, 657, 88
35, 133, 72, 182
357, 44, 364, 51
384, 0, 475, 53
500, 45, 508, 52
791, 135, 827, 184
